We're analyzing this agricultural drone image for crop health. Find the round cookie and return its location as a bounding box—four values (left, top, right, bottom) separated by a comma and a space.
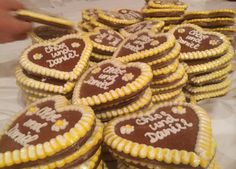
170, 24, 230, 60
20, 34, 92, 81
16, 10, 75, 29
145, 16, 183, 26
119, 20, 164, 37
104, 102, 215, 169
142, 6, 185, 17
0, 96, 96, 168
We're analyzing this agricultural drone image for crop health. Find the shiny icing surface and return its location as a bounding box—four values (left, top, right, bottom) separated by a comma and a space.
79, 62, 141, 98
0, 101, 82, 153
173, 26, 223, 53
28, 38, 85, 71
115, 105, 199, 151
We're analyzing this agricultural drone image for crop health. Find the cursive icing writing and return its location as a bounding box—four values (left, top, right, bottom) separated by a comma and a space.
84, 66, 126, 90
177, 29, 209, 50
135, 111, 193, 144
6, 123, 39, 147
45, 43, 80, 68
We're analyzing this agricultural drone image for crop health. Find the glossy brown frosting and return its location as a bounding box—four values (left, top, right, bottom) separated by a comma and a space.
115, 105, 199, 151
0, 101, 82, 153
28, 38, 86, 72
115, 32, 167, 58
34, 26, 75, 40
173, 26, 223, 53
79, 63, 141, 98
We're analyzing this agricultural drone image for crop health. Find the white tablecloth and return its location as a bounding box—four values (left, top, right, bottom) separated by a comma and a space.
0, 0, 235, 168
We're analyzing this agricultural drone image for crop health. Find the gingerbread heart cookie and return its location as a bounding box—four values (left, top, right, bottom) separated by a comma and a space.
82, 8, 98, 21
89, 27, 124, 55
148, 0, 188, 9
20, 34, 92, 80
119, 20, 164, 37
97, 9, 143, 28
170, 24, 230, 60
104, 102, 215, 169
72, 59, 153, 108
0, 96, 95, 168
113, 31, 176, 63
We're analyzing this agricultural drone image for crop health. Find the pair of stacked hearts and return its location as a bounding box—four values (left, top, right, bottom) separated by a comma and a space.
104, 102, 216, 169
0, 96, 104, 169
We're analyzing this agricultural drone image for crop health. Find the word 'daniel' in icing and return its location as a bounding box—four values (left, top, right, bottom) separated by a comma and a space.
135, 111, 193, 144
84, 65, 127, 90
5, 106, 67, 147
177, 28, 209, 50
44, 43, 80, 68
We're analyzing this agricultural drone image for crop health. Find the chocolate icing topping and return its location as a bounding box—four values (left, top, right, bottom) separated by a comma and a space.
79, 63, 141, 98
90, 29, 123, 48
0, 100, 82, 153
173, 26, 224, 53
28, 38, 86, 72
115, 32, 167, 58
34, 26, 75, 40
115, 105, 199, 151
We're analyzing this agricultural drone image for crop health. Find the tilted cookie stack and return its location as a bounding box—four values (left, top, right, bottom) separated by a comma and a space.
114, 30, 188, 104
72, 59, 153, 122
170, 24, 233, 102
88, 27, 124, 63
16, 34, 92, 104
104, 102, 219, 169
142, 0, 188, 32
183, 9, 236, 42
0, 96, 104, 169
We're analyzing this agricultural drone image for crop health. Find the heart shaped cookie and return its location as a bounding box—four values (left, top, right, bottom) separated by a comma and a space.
20, 34, 92, 80
104, 102, 215, 169
89, 27, 124, 55
97, 9, 143, 28
119, 20, 164, 37
170, 24, 230, 60
113, 31, 176, 63
72, 59, 153, 108
148, 0, 188, 9
0, 96, 95, 168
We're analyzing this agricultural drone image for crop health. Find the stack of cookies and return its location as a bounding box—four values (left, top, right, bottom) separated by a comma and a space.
142, 0, 188, 31
104, 102, 218, 169
183, 9, 236, 42
79, 8, 99, 32
170, 24, 233, 102
16, 34, 92, 104
113, 30, 188, 105
72, 59, 153, 122
88, 27, 124, 63
0, 96, 104, 169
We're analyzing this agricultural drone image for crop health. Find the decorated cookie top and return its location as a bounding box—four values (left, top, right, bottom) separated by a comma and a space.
104, 102, 214, 168
20, 34, 92, 80
148, 0, 188, 9
15, 67, 75, 94
170, 24, 230, 60
114, 31, 176, 63
119, 20, 164, 37
72, 59, 153, 107
0, 96, 95, 168
98, 9, 143, 25
82, 8, 98, 21
89, 27, 124, 53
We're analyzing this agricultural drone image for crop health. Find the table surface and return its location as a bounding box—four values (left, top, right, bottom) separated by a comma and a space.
0, 0, 236, 168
